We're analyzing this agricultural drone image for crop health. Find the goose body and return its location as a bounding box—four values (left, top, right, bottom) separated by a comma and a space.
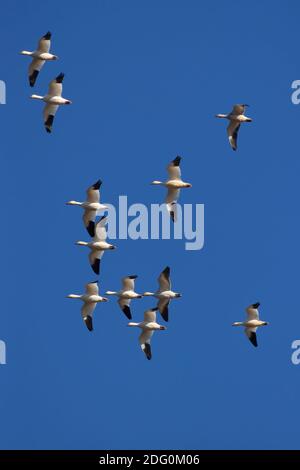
216, 104, 252, 151
128, 308, 166, 360
232, 302, 269, 347
76, 215, 116, 275
20, 31, 58, 87
66, 281, 108, 331
151, 156, 191, 222
143, 266, 181, 322
106, 275, 143, 319
30, 73, 72, 133
66, 180, 108, 237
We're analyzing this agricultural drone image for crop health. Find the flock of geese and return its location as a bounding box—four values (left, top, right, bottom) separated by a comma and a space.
20, 32, 268, 359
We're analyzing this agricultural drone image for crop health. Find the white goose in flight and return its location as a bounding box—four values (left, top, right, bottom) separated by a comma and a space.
20, 31, 58, 87
232, 302, 269, 347
66, 281, 108, 332
143, 266, 181, 322
30, 73, 72, 133
151, 156, 192, 222
76, 215, 116, 275
216, 104, 252, 151
128, 307, 167, 360
66, 180, 108, 237
106, 275, 143, 320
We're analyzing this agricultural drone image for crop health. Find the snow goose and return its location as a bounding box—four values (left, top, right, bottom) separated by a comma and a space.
66, 180, 108, 237
106, 275, 143, 320
30, 73, 72, 133
76, 215, 116, 275
232, 302, 269, 347
143, 266, 181, 322
151, 156, 192, 222
216, 104, 252, 151
66, 281, 108, 331
128, 307, 166, 360
20, 31, 58, 87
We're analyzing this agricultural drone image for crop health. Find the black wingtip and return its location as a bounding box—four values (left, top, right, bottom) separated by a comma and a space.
44, 114, 54, 133
86, 221, 95, 237
160, 309, 169, 322
144, 343, 152, 360
249, 332, 258, 347
128, 275, 138, 280
84, 316, 93, 332
122, 305, 132, 320
29, 70, 39, 87
43, 31, 52, 40
162, 266, 170, 276
91, 259, 100, 275
151, 307, 158, 312
172, 155, 181, 166
98, 215, 107, 223
252, 302, 260, 309
92, 180, 102, 190
55, 72, 64, 83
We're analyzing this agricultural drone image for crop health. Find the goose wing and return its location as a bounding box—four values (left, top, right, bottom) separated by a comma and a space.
122, 275, 137, 291
231, 104, 247, 116
47, 73, 64, 97
139, 330, 154, 360
157, 298, 170, 322
246, 303, 260, 321
37, 31, 51, 53
89, 249, 104, 276
167, 155, 181, 180
43, 103, 59, 133
28, 58, 45, 87
86, 180, 101, 203
118, 298, 132, 320
94, 216, 107, 242
158, 266, 171, 292
81, 303, 96, 332
245, 327, 258, 347
144, 308, 157, 323
165, 188, 180, 223
85, 282, 99, 296
82, 209, 97, 237
227, 121, 240, 151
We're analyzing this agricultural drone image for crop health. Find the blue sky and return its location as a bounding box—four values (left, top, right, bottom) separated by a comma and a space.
1, 0, 300, 450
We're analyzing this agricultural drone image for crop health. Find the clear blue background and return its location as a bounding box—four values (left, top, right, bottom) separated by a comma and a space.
1, 0, 300, 450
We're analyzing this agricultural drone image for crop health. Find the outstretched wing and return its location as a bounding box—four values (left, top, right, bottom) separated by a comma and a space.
94, 216, 107, 242
37, 31, 51, 53
167, 156, 181, 180
118, 298, 132, 319
231, 104, 247, 116
85, 282, 99, 296
245, 327, 258, 347
157, 298, 170, 322
47, 73, 64, 97
81, 303, 96, 331
86, 180, 101, 203
158, 266, 171, 292
227, 121, 240, 151
28, 58, 45, 87
122, 276, 137, 291
43, 103, 59, 133
89, 249, 104, 275
139, 330, 154, 360
82, 209, 97, 237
